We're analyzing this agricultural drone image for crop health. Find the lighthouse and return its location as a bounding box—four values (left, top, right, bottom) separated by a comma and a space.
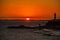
54, 13, 56, 21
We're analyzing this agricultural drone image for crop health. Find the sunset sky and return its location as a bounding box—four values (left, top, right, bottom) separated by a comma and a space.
0, 0, 60, 20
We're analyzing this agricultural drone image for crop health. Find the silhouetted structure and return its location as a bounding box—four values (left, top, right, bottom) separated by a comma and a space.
45, 13, 60, 30
54, 12, 56, 20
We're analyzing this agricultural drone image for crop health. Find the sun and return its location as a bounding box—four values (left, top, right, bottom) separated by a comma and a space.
26, 18, 30, 20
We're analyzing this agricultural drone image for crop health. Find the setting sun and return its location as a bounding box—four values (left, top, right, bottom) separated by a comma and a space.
26, 18, 30, 20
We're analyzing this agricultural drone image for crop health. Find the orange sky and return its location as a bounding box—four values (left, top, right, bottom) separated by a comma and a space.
0, 0, 60, 20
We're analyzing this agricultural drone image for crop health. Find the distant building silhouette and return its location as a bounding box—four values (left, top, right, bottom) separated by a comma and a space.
54, 13, 56, 20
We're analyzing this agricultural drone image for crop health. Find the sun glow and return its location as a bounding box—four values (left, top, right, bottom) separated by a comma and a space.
26, 18, 30, 20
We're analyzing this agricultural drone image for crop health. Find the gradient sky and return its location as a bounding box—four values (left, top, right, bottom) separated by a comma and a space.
0, 0, 60, 20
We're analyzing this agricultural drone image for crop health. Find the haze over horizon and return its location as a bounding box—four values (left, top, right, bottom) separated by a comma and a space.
0, 0, 60, 20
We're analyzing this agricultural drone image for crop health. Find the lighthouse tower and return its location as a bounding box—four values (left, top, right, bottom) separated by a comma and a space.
54, 13, 56, 21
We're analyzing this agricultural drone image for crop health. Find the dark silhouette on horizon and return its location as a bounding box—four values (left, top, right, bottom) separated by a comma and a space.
45, 13, 60, 30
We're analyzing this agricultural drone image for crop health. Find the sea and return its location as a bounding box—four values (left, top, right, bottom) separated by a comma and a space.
0, 20, 60, 40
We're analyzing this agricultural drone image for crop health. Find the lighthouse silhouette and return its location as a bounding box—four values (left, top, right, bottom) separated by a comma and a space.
54, 12, 56, 20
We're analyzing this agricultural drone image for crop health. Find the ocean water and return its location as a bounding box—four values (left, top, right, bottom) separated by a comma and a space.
0, 20, 48, 27
0, 20, 60, 40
